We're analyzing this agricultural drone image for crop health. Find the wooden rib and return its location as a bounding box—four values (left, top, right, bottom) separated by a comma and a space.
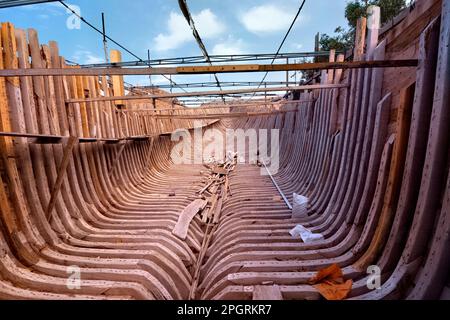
0, 1, 448, 300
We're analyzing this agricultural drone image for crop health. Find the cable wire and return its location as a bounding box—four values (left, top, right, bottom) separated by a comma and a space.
247, 0, 307, 101
58, 0, 193, 98
178, 0, 225, 103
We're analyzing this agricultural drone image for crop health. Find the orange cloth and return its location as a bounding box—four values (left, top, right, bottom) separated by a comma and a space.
308, 264, 353, 300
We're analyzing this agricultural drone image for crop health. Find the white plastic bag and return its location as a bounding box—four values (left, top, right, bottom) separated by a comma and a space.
289, 225, 324, 243
292, 193, 308, 218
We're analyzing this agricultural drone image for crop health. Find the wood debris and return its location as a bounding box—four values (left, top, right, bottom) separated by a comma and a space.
172, 199, 207, 240
197, 154, 237, 225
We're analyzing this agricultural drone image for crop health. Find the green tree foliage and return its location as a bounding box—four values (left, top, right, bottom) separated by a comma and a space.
345, 0, 369, 28
319, 0, 407, 51
319, 27, 354, 52
377, 0, 408, 24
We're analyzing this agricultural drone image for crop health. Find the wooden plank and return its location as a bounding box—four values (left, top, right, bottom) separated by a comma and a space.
41, 44, 60, 135
172, 199, 207, 240
178, 60, 418, 73
0, 60, 419, 77
354, 84, 415, 270
75, 75, 89, 137
354, 17, 367, 61
110, 50, 125, 106
202, 194, 218, 224
49, 41, 70, 136
15, 29, 38, 134
45, 136, 78, 220
122, 99, 315, 114
376, 16, 441, 275
403, 0, 450, 265
212, 194, 224, 224
100, 75, 115, 138
66, 84, 348, 104
366, 5, 381, 59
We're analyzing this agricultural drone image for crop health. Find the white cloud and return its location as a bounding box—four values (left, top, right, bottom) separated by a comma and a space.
72, 50, 104, 64
212, 37, 245, 55
21, 2, 64, 16
240, 4, 306, 34
154, 9, 225, 51
292, 43, 303, 50
126, 75, 168, 87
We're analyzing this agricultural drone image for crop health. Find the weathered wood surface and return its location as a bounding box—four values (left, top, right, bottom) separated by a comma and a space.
172, 199, 207, 240
0, 59, 418, 77
0, 0, 448, 300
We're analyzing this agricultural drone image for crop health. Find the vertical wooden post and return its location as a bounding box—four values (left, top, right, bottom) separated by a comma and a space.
110, 50, 126, 137
327, 49, 336, 84
100, 75, 116, 138
366, 5, 381, 59
49, 41, 70, 136
147, 49, 152, 87
286, 58, 289, 91
314, 32, 320, 62
354, 17, 367, 61
334, 54, 345, 84
110, 49, 125, 106
264, 83, 267, 108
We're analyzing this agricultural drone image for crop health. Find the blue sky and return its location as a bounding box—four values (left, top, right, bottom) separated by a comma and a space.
0, 0, 349, 93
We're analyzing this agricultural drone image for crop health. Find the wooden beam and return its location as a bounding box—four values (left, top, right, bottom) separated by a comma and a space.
110, 50, 125, 106
177, 60, 418, 73
121, 99, 316, 113
0, 131, 120, 144
354, 17, 367, 61
367, 5, 381, 59
154, 109, 298, 120
45, 136, 78, 220
66, 84, 347, 104
0, 60, 418, 77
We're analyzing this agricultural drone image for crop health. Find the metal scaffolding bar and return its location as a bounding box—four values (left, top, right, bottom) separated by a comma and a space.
0, 0, 57, 8
66, 83, 347, 104
133, 81, 300, 89
78, 51, 343, 68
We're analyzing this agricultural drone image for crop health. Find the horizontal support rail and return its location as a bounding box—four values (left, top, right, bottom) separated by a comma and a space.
0, 132, 152, 144
0, 60, 418, 77
66, 84, 347, 104
79, 51, 343, 67
0, 120, 221, 144
122, 99, 315, 113
136, 81, 300, 89
153, 109, 298, 119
